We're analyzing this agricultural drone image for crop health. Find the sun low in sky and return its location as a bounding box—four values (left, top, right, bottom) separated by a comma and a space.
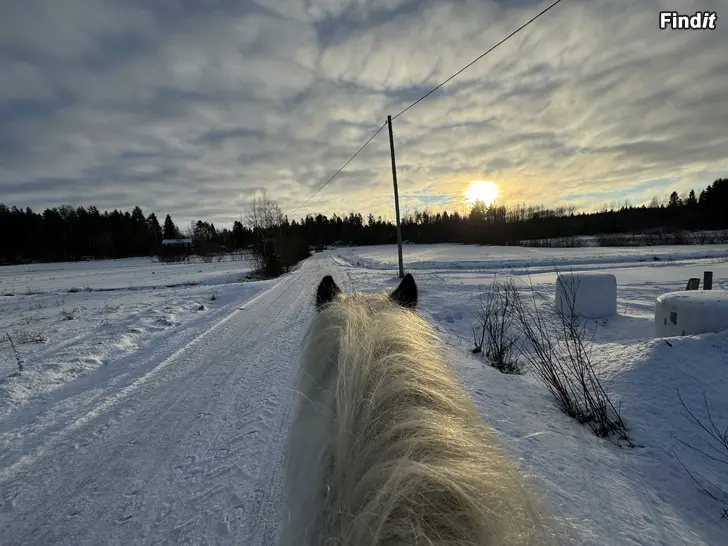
464, 181, 500, 206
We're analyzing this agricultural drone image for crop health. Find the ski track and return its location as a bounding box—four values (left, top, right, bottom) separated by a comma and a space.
0, 256, 333, 545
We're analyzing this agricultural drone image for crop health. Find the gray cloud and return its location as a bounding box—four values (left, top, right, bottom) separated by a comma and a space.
1, 0, 727, 227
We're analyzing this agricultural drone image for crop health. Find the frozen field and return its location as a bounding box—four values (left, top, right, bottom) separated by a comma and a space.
1, 245, 727, 545
341, 242, 728, 274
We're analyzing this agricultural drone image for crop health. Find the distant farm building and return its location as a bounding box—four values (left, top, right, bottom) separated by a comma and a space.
161, 238, 193, 250
158, 239, 194, 262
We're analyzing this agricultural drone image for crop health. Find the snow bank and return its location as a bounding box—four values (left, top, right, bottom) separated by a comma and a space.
555, 272, 617, 319
655, 289, 728, 338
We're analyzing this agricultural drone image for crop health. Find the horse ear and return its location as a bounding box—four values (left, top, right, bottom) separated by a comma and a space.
316, 275, 341, 310
390, 273, 417, 309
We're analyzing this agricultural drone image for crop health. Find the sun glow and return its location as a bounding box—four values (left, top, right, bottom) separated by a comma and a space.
464, 181, 500, 206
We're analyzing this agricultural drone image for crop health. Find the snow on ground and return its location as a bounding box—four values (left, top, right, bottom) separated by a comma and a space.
1, 246, 727, 545
338, 242, 728, 275
336, 244, 728, 546
0, 255, 257, 295
0, 256, 268, 417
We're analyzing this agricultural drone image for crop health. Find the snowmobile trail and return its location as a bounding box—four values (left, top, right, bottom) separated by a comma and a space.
0, 255, 336, 545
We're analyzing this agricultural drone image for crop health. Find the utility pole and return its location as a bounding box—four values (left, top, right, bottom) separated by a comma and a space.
387, 115, 405, 278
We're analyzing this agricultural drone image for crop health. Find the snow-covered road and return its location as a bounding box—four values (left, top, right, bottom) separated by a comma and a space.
1, 255, 336, 545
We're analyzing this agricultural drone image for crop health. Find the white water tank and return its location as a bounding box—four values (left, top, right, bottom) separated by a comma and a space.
655, 290, 728, 338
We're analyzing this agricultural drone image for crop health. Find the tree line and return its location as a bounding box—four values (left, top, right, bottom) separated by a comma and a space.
1, 178, 726, 265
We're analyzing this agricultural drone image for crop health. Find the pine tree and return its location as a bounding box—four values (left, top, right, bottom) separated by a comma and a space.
686, 189, 698, 207
163, 214, 177, 240
147, 213, 162, 244
668, 191, 682, 208
232, 220, 245, 248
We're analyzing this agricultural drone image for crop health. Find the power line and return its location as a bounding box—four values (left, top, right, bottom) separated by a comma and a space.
392, 0, 564, 121
290, 121, 388, 216
289, 0, 565, 216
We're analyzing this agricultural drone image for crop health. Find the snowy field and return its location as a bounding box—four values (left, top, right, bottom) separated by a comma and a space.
1, 245, 727, 545
0, 256, 269, 415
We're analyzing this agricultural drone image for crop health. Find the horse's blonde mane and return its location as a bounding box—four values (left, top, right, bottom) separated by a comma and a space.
280, 282, 558, 545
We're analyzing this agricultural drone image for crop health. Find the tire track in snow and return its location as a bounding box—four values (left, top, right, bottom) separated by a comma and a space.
0, 288, 265, 472
0, 260, 329, 545
122, 277, 307, 543
237, 297, 310, 546
232, 255, 346, 546
4, 301, 262, 543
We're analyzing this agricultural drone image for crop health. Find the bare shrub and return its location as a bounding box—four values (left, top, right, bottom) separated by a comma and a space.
274, 233, 311, 273
250, 239, 283, 278
471, 277, 524, 374
10, 328, 47, 345
156, 243, 190, 263
230, 248, 247, 262
512, 276, 632, 445
17, 313, 43, 325
194, 238, 217, 263
237, 272, 259, 282
672, 391, 728, 519
6, 332, 23, 375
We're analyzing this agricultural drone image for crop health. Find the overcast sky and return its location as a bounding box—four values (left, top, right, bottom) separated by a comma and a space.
1, 0, 726, 228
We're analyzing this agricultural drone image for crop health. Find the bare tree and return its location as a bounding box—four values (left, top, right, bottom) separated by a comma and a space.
179, 221, 194, 239
242, 191, 310, 278
246, 190, 285, 232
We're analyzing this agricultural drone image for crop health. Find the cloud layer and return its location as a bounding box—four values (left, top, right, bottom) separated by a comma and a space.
1, 0, 727, 226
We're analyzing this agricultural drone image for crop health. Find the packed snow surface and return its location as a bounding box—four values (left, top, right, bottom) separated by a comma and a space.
1, 245, 727, 545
